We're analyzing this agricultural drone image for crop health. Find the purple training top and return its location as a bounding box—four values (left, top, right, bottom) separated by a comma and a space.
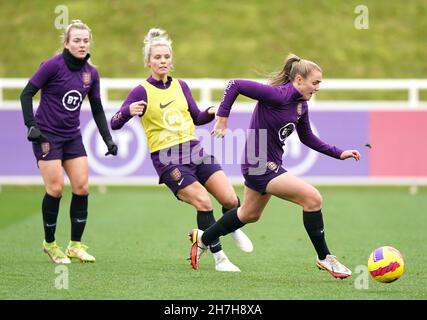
111, 76, 215, 178
217, 80, 343, 174
29, 54, 100, 138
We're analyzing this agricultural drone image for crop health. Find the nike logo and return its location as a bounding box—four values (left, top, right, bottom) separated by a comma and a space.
45, 223, 56, 227
177, 178, 185, 186
160, 100, 175, 109
76, 219, 87, 223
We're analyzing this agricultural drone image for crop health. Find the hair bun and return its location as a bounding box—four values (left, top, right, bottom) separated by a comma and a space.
70, 19, 83, 25
145, 28, 166, 43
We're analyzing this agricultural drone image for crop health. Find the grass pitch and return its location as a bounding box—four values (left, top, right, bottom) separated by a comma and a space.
0, 185, 426, 300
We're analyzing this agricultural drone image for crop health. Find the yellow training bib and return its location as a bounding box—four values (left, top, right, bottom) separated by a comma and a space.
140, 79, 196, 153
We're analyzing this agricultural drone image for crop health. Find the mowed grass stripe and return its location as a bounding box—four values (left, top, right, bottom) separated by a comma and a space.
0, 186, 426, 299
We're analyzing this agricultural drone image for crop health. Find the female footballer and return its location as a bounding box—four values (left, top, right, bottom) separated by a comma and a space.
20, 20, 118, 264
189, 53, 361, 279
110, 28, 253, 272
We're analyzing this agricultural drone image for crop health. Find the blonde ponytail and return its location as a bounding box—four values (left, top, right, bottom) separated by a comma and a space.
268, 53, 321, 86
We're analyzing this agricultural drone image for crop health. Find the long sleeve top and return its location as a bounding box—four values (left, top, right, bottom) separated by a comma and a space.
217, 80, 343, 173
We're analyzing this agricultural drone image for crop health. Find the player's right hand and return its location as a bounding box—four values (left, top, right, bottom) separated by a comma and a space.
27, 126, 48, 143
129, 100, 146, 117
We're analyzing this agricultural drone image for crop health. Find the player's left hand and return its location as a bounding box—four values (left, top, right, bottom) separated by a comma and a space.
207, 106, 217, 115
105, 139, 118, 156
211, 116, 228, 138
340, 150, 361, 161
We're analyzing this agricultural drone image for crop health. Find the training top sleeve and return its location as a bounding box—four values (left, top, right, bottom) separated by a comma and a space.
88, 68, 101, 101
20, 82, 40, 129
217, 80, 285, 117
110, 85, 147, 130
178, 79, 214, 125
89, 96, 113, 143
296, 108, 343, 159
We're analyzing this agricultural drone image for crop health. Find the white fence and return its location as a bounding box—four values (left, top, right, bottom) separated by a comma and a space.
1, 78, 427, 110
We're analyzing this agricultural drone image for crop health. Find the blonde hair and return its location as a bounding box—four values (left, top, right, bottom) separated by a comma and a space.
143, 28, 173, 67
62, 19, 92, 44
268, 53, 321, 86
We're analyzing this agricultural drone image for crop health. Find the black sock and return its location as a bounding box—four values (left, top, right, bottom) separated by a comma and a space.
202, 208, 245, 246
221, 196, 240, 215
70, 193, 88, 242
42, 193, 61, 243
303, 210, 330, 260
197, 210, 222, 253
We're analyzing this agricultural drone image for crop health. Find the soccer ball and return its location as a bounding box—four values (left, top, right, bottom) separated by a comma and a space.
368, 246, 404, 283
